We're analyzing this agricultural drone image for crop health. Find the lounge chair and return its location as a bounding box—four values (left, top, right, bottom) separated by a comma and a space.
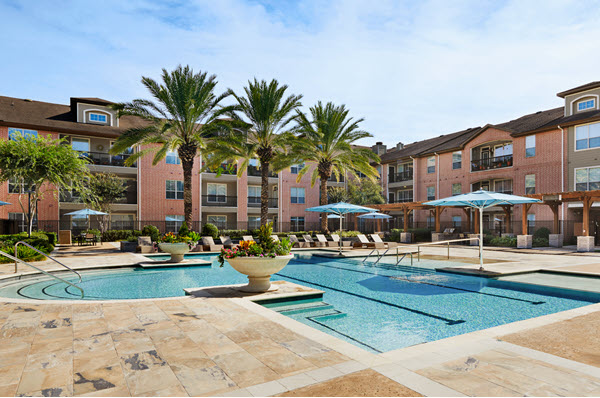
202, 236, 223, 252
353, 234, 384, 249
219, 236, 235, 249
242, 235, 255, 242
271, 235, 280, 242
316, 234, 336, 247
289, 235, 308, 248
370, 234, 397, 249
302, 235, 320, 247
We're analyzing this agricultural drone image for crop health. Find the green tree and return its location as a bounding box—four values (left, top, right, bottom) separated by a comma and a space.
111, 65, 230, 227
292, 102, 379, 231
0, 133, 90, 235
347, 178, 385, 206
327, 186, 349, 203
83, 173, 127, 232
206, 79, 302, 226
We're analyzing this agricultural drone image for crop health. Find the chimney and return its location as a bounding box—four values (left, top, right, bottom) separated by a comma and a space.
396, 142, 404, 150
371, 142, 387, 155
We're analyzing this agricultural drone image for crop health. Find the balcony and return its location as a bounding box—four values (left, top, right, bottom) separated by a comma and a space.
81, 151, 137, 167
247, 197, 279, 208
328, 175, 344, 183
390, 192, 413, 203
470, 155, 513, 172
60, 188, 137, 205
202, 162, 237, 175
201, 195, 237, 207
389, 170, 413, 183
247, 165, 277, 178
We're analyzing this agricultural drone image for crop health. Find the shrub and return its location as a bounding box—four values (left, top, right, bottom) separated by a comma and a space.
533, 227, 551, 240
178, 221, 190, 237
389, 229, 403, 242
408, 228, 431, 242
337, 230, 361, 238
142, 225, 160, 242
201, 223, 219, 239
220, 230, 248, 239
100, 230, 141, 242
533, 237, 549, 247
43, 232, 57, 245
489, 236, 517, 247
0, 236, 54, 264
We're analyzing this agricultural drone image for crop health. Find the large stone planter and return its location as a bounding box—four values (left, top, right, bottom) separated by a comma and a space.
158, 242, 190, 263
227, 254, 294, 292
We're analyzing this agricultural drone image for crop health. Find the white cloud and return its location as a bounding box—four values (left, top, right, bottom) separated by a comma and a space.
1, 0, 600, 147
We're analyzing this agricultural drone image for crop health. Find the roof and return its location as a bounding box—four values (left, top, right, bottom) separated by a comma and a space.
71, 97, 115, 105
557, 81, 600, 98
0, 96, 142, 138
492, 107, 564, 135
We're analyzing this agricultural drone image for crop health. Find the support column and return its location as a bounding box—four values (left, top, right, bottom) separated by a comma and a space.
583, 197, 591, 236
521, 204, 532, 235
578, 196, 595, 252
435, 207, 442, 233
463, 208, 471, 233
501, 205, 512, 234
518, 204, 533, 249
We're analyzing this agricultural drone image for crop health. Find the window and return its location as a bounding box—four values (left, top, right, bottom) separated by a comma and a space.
8, 128, 37, 140
452, 216, 462, 228
166, 151, 180, 165
427, 157, 435, 174
494, 179, 513, 194
578, 99, 596, 111
527, 214, 536, 229
9, 213, 34, 233
426, 216, 435, 229
166, 180, 184, 199
71, 137, 90, 154
388, 192, 395, 203
89, 113, 107, 123
8, 178, 34, 194
452, 151, 462, 169
248, 186, 261, 204
575, 167, 600, 191
452, 183, 461, 196
248, 216, 261, 230
427, 186, 435, 201
165, 215, 184, 232
290, 163, 304, 174
291, 187, 305, 204
206, 183, 227, 202
207, 215, 227, 229
525, 174, 536, 194
575, 122, 600, 150
291, 216, 305, 232
525, 135, 536, 157
111, 214, 134, 230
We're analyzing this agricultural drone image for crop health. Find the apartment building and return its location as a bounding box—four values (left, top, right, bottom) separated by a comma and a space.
0, 96, 342, 233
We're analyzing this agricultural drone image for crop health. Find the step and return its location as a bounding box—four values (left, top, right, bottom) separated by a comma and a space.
279, 304, 335, 316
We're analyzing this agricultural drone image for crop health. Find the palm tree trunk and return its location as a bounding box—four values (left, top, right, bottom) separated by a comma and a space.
320, 176, 328, 233
260, 162, 270, 227
182, 158, 194, 229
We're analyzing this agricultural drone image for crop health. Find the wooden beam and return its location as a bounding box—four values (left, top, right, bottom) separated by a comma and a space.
522, 203, 532, 235
463, 208, 471, 233
548, 202, 560, 234
501, 205, 512, 234
403, 206, 410, 232
435, 207, 441, 233
583, 197, 591, 236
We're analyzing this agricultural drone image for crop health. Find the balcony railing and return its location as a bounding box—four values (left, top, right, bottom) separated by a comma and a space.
247, 165, 277, 178
201, 195, 237, 207
389, 170, 413, 183
202, 162, 237, 175
60, 189, 137, 204
247, 197, 279, 208
328, 175, 344, 183
389, 194, 413, 203
81, 151, 137, 167
471, 155, 513, 172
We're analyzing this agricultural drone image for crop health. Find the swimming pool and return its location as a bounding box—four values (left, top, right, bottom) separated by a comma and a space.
1, 253, 598, 353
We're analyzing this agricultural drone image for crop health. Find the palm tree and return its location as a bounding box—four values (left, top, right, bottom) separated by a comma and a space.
206, 78, 302, 227
111, 65, 229, 228
293, 102, 380, 232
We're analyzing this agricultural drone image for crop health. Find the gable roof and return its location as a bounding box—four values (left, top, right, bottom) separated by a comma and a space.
557, 81, 600, 98
491, 107, 564, 135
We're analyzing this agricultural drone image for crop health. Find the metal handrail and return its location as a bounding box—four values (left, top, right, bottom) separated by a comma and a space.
363, 248, 381, 263
416, 237, 479, 261
14, 241, 82, 283
395, 249, 414, 266
1, 249, 84, 298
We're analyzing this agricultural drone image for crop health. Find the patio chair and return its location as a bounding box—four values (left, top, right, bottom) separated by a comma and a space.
370, 234, 397, 249
219, 236, 235, 249
316, 234, 336, 247
302, 235, 320, 247
242, 235, 255, 242
289, 235, 309, 248
202, 236, 223, 252
271, 235, 280, 242
137, 236, 154, 253
353, 234, 384, 249
84, 233, 97, 246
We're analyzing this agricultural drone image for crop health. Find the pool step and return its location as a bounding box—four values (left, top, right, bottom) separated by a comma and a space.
279, 303, 335, 316
272, 300, 331, 313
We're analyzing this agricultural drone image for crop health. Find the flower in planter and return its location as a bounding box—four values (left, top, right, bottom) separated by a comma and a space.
160, 232, 191, 244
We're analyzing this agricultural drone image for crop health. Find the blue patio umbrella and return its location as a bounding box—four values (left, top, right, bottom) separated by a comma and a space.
65, 208, 108, 230
357, 212, 392, 219
306, 202, 377, 254
0, 200, 11, 206
424, 190, 540, 270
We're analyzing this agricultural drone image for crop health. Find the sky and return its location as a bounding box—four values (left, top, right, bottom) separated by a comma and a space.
1, 0, 600, 147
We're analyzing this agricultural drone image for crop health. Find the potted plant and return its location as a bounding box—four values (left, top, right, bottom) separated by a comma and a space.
218, 222, 293, 292
158, 232, 191, 262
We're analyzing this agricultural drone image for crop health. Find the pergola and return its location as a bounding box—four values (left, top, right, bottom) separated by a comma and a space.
369, 189, 600, 236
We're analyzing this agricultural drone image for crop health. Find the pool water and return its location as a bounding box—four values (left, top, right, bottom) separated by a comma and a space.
1, 253, 598, 353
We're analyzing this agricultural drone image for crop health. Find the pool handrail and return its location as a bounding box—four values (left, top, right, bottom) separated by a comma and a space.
416, 237, 479, 261
14, 241, 82, 283
1, 248, 84, 298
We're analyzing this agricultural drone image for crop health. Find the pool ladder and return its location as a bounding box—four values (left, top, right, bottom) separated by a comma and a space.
0, 241, 85, 298
363, 247, 414, 266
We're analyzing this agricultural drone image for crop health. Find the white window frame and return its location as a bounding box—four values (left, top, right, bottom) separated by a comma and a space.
525, 135, 536, 158
452, 151, 462, 169
426, 186, 435, 201
207, 215, 227, 228
206, 183, 227, 203
166, 150, 180, 165
574, 121, 600, 152
290, 216, 305, 232
291, 187, 305, 204
452, 183, 461, 196
427, 156, 435, 174
166, 180, 184, 200
574, 166, 600, 191
290, 163, 304, 174
71, 137, 90, 153
525, 174, 536, 195
83, 109, 112, 125
8, 128, 38, 140
165, 215, 184, 232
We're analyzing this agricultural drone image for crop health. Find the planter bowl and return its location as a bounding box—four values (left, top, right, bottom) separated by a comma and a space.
158, 242, 190, 263
227, 254, 294, 292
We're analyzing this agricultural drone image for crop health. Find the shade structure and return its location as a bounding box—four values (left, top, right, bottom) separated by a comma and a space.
424, 190, 541, 270
306, 202, 377, 254
65, 208, 108, 230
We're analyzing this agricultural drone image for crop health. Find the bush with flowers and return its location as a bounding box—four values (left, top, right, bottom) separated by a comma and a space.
218, 222, 291, 267
160, 231, 191, 244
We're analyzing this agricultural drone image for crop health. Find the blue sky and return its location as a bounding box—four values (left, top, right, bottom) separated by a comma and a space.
1, 0, 600, 146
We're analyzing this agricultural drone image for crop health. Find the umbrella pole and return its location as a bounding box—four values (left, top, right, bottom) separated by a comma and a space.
339, 213, 343, 255
479, 207, 484, 271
